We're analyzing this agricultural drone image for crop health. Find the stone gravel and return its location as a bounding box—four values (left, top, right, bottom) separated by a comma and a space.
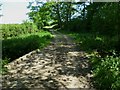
2, 31, 94, 90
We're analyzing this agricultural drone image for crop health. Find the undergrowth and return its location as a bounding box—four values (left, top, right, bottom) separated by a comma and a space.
1, 31, 53, 74
64, 31, 120, 90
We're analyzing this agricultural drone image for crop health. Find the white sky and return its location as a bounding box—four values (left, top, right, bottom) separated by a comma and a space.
0, 0, 30, 24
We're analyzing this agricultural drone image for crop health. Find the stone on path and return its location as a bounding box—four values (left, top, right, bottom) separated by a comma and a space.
2, 31, 94, 89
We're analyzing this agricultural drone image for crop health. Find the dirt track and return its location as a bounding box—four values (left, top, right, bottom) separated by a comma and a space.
2, 31, 94, 90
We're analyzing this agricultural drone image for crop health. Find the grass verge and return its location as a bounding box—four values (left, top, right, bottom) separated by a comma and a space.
1, 31, 53, 74
62, 31, 120, 89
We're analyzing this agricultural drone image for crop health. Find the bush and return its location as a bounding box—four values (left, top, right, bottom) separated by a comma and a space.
2, 23, 39, 39
68, 32, 120, 89
92, 55, 120, 90
92, 3, 119, 36
2, 31, 53, 61
0, 58, 10, 74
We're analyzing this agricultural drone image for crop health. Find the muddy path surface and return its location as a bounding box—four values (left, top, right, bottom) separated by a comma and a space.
2, 30, 94, 90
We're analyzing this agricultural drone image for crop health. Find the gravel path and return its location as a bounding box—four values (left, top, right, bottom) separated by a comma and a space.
2, 31, 94, 90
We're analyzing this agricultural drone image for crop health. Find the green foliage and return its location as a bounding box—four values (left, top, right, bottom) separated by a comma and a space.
28, 2, 54, 29
2, 31, 53, 61
65, 19, 84, 32
67, 32, 120, 90
69, 32, 118, 53
2, 22, 38, 39
1, 22, 53, 74
61, 2, 120, 90
92, 3, 120, 36
0, 58, 10, 74
1, 1, 120, 88
91, 55, 120, 90
28, 1, 74, 29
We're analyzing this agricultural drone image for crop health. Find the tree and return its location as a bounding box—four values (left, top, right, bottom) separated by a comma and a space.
54, 2, 62, 28
28, 1, 52, 29
92, 3, 120, 35
27, 1, 76, 29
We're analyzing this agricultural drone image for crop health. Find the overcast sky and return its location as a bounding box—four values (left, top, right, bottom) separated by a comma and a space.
0, 0, 30, 24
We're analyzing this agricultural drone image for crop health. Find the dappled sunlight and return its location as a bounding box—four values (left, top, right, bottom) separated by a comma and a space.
2, 31, 93, 89
67, 51, 85, 57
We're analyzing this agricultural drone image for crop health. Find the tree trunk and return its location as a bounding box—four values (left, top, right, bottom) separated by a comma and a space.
56, 3, 62, 28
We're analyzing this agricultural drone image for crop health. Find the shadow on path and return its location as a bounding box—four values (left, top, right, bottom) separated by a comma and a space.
2, 30, 94, 90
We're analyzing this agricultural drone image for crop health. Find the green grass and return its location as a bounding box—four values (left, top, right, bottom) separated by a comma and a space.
1, 31, 53, 74
2, 31, 53, 61
91, 55, 120, 90
62, 31, 120, 90
67, 32, 118, 53
0, 58, 10, 74
1, 23, 38, 39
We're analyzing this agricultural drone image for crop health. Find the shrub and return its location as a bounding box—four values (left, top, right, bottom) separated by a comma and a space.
2, 32, 53, 61
0, 58, 10, 74
92, 55, 120, 90
2, 23, 39, 39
